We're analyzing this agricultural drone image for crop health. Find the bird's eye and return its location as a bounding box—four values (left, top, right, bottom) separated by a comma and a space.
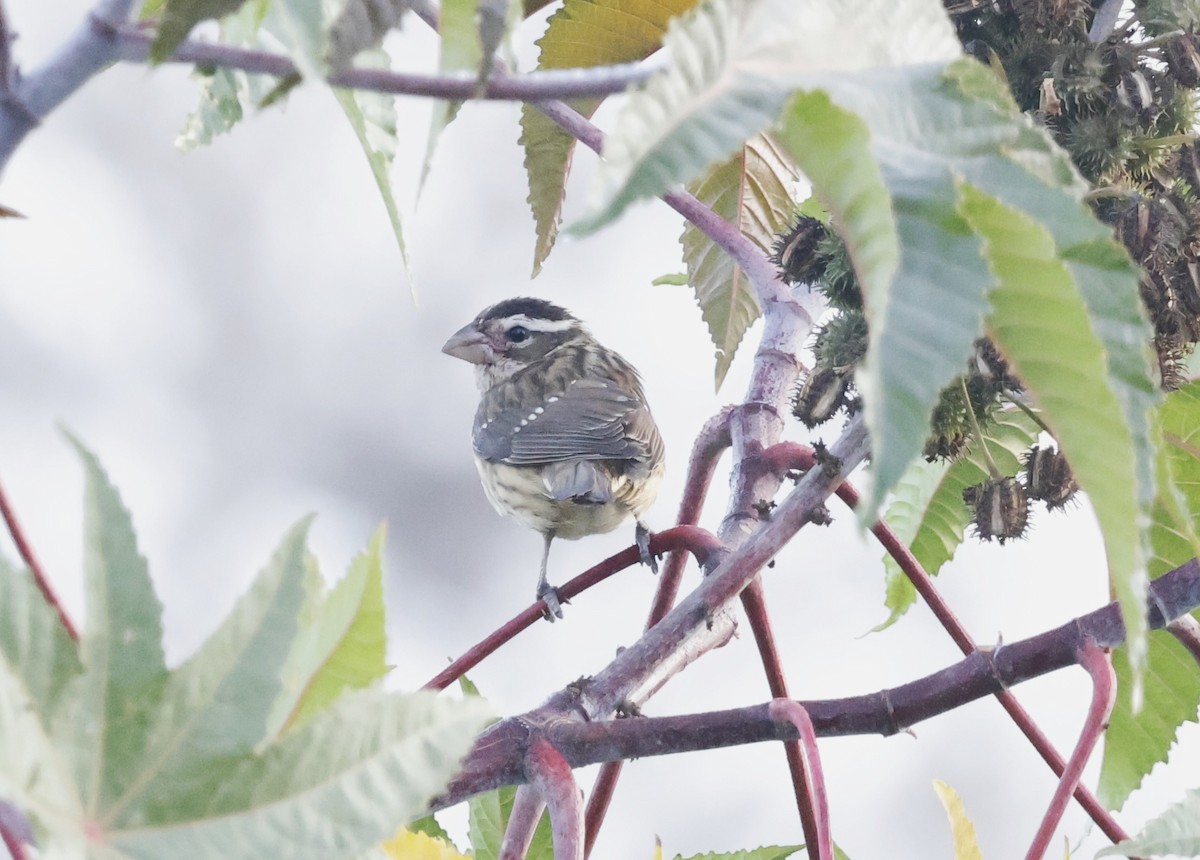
507, 325, 530, 343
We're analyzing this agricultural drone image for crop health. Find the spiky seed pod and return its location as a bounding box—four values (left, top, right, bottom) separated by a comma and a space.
792, 366, 850, 428
924, 433, 970, 462
963, 477, 1030, 544
1022, 445, 1080, 509
814, 310, 868, 370
814, 232, 863, 310
1157, 332, 1194, 390
771, 216, 828, 285
1063, 113, 1134, 180
1165, 33, 1200, 88
969, 338, 1023, 394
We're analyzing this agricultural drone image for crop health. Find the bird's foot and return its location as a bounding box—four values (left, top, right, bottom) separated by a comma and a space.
537, 581, 565, 621
635, 521, 658, 574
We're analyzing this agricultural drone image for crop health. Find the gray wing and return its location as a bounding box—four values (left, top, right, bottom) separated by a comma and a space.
474, 378, 657, 471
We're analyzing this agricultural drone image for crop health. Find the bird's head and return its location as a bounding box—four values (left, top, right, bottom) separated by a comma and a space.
442, 297, 586, 388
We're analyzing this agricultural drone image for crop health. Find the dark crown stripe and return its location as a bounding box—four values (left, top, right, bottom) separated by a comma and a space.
482, 297, 576, 323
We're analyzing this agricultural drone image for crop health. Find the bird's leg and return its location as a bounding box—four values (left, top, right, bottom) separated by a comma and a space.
536, 530, 564, 620
635, 519, 658, 574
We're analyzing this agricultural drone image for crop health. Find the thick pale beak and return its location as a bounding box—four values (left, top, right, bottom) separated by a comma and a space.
441, 324, 492, 365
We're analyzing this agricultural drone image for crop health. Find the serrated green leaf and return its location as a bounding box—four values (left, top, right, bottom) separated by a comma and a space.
779, 58, 1156, 679
150, 0, 254, 62
520, 0, 697, 274
932, 780, 983, 860
877, 408, 1040, 630
327, 0, 411, 72
681, 133, 799, 388
107, 688, 492, 860
0, 657, 85, 854
419, 0, 479, 194
334, 50, 410, 275
576, 0, 960, 234
653, 273, 689, 286
1096, 786, 1200, 857
64, 436, 169, 816
1099, 380, 1200, 809
0, 554, 82, 724
265, 525, 389, 738
468, 786, 553, 860
406, 814, 454, 844
175, 0, 279, 151
958, 178, 1155, 690
97, 518, 312, 827
671, 847, 802, 860
269, 0, 327, 81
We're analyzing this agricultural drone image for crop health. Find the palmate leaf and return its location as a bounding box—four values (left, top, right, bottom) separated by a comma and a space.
62, 437, 170, 816
520, 0, 697, 275
670, 847, 803, 860
681, 133, 801, 388
575, 0, 960, 234
107, 688, 493, 860
1099, 380, 1200, 809
97, 518, 311, 828
419, 0, 480, 194
1096, 787, 1200, 857
876, 407, 1040, 630
776, 58, 1156, 675
264, 525, 389, 738
0, 554, 82, 725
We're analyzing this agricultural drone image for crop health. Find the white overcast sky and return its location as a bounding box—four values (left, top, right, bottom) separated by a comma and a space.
1, 2, 1197, 857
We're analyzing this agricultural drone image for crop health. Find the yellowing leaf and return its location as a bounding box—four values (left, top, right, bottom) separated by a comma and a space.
681, 133, 801, 388
520, 0, 697, 275
381, 827, 470, 860
932, 779, 983, 860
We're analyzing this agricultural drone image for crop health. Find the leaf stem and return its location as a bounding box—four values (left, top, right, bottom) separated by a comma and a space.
0, 478, 78, 641
1005, 394, 1052, 434
961, 377, 1002, 479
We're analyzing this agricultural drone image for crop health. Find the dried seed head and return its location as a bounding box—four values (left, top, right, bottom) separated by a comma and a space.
963, 477, 1030, 544
1022, 445, 1079, 510
771, 216, 828, 285
792, 366, 850, 428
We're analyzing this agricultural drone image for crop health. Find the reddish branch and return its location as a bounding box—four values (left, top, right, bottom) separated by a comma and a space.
499, 786, 546, 860
761, 441, 1131, 843
422, 525, 725, 692
1024, 642, 1116, 860
0, 478, 78, 641
428, 557, 1200, 809
768, 700, 832, 860
526, 738, 584, 860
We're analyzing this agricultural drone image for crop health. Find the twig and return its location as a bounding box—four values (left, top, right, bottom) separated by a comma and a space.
429, 557, 1200, 809
0, 478, 79, 641
585, 410, 734, 856
499, 786, 545, 860
526, 738, 584, 860
1024, 641, 1116, 860
769, 700, 832, 860
422, 525, 725, 691
1167, 613, 1200, 667
760, 441, 1131, 844
741, 578, 822, 855
0, 801, 32, 860
109, 25, 662, 101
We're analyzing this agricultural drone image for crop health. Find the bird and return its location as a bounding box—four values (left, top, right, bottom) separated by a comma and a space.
442, 297, 665, 619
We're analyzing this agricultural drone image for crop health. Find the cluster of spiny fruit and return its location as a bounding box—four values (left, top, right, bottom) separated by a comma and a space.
771, 216, 1078, 543
952, 0, 1200, 388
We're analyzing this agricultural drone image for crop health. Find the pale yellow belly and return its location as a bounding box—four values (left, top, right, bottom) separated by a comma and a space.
475, 458, 662, 539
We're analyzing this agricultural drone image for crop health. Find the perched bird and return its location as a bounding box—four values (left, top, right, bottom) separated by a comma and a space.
442, 297, 665, 619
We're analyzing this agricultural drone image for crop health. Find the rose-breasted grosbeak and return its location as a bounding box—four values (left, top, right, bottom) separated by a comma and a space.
442, 297, 665, 618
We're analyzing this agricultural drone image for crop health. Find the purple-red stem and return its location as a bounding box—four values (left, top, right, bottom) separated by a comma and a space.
1168, 614, 1200, 666
760, 441, 1131, 844
423, 525, 725, 691
0, 478, 78, 641
1024, 641, 1117, 860
769, 700, 832, 860
498, 786, 546, 860
742, 580, 824, 860
584, 410, 735, 857
527, 737, 584, 860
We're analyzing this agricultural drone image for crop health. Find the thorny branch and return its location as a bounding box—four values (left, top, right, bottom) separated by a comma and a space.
429, 558, 1200, 809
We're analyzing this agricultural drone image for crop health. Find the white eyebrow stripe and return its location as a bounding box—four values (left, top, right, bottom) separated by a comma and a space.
497, 314, 580, 333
